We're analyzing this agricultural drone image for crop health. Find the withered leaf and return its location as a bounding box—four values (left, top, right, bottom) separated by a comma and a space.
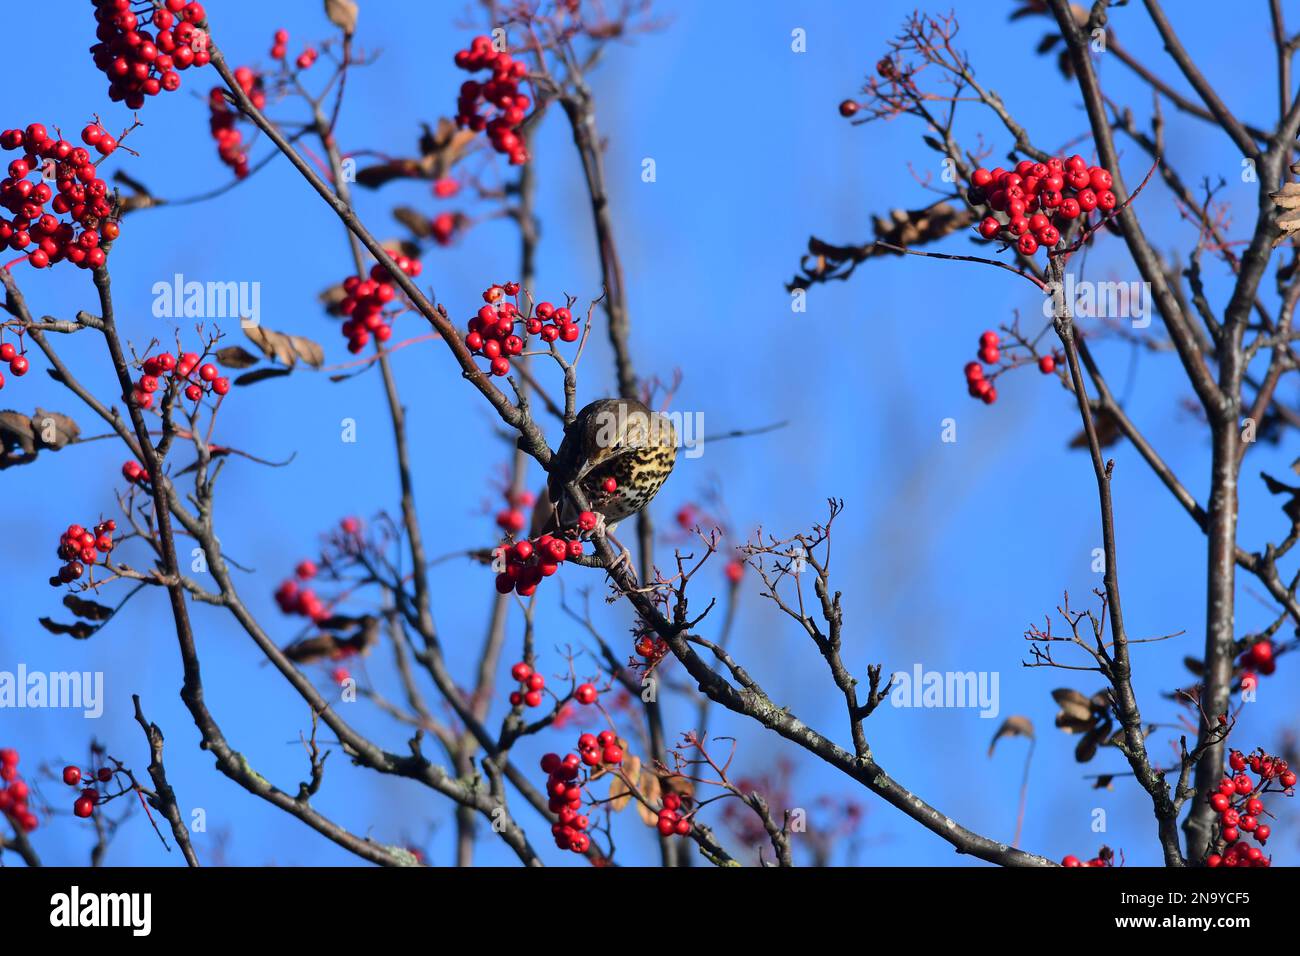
282, 615, 379, 664
234, 367, 293, 387
355, 120, 477, 188
1, 408, 80, 468
244, 326, 325, 369
39, 617, 99, 640
1069, 406, 1122, 449
1075, 723, 1106, 763
214, 346, 261, 369
1260, 471, 1300, 525
1052, 688, 1093, 724
393, 205, 433, 240
634, 769, 661, 827
988, 715, 1035, 756
609, 772, 631, 812
62, 594, 114, 622
324, 0, 358, 35
658, 772, 695, 802
319, 282, 348, 316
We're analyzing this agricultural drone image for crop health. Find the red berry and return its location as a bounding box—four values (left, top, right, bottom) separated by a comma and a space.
1038, 355, 1056, 374
62, 765, 82, 786
510, 662, 532, 682
575, 683, 598, 705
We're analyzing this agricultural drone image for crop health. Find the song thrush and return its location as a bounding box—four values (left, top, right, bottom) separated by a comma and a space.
535, 398, 678, 536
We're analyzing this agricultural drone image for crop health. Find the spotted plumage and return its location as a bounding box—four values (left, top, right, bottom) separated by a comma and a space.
540, 398, 678, 534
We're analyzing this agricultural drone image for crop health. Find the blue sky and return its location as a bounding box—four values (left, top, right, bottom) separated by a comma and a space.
1, 0, 1295, 866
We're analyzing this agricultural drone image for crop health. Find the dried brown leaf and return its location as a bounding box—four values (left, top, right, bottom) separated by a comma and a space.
1052, 688, 1093, 723
214, 346, 261, 369
324, 0, 358, 35
634, 769, 661, 826
62, 594, 114, 622
988, 715, 1035, 756
244, 326, 324, 369
38, 617, 99, 640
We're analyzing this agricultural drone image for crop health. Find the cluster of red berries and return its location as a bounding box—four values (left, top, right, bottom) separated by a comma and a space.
656, 791, 692, 837
540, 751, 592, 854
634, 629, 670, 665
466, 284, 582, 377
1240, 638, 1277, 677
495, 528, 587, 598
1061, 847, 1114, 867
90, 0, 208, 110
466, 283, 525, 377
50, 519, 115, 587
132, 350, 229, 409
453, 36, 531, 166
0, 749, 37, 833
577, 729, 623, 766
61, 765, 112, 819
1203, 749, 1294, 867
269, 28, 289, 61
0, 122, 120, 270
0, 340, 29, 388
962, 330, 1058, 405
970, 156, 1118, 258
508, 661, 546, 708
121, 458, 151, 486
207, 66, 265, 179
296, 48, 319, 71
274, 558, 330, 624
339, 253, 422, 353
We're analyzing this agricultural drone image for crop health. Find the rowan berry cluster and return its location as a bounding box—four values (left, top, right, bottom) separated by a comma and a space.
962, 330, 1059, 405
50, 519, 115, 587
90, 0, 208, 110
274, 557, 331, 624
509, 661, 546, 708
1239, 638, 1277, 676
269, 28, 289, 61
540, 751, 592, 853
0, 749, 38, 832
453, 36, 531, 165
656, 791, 691, 837
634, 629, 669, 665
207, 66, 265, 179
578, 730, 623, 766
339, 253, 422, 353
466, 284, 581, 377
1061, 846, 1114, 867
0, 340, 29, 388
132, 350, 228, 409
0, 122, 120, 270
61, 764, 113, 818
970, 155, 1118, 257
494, 527, 586, 598
467, 283, 525, 377
1203, 748, 1294, 867
121, 459, 151, 486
